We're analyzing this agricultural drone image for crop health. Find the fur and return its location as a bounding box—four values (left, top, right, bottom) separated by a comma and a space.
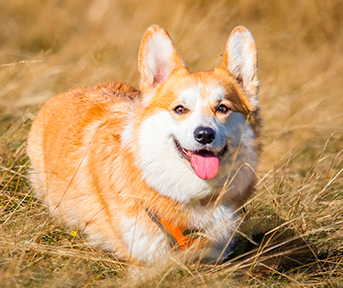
27, 25, 262, 266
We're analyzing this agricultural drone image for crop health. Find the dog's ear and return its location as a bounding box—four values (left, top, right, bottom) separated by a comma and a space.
139, 25, 186, 95
221, 26, 259, 111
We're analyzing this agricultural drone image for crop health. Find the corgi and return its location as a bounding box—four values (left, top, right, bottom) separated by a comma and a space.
27, 25, 261, 267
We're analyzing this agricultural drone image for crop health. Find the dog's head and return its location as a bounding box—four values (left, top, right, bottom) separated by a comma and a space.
123, 25, 260, 204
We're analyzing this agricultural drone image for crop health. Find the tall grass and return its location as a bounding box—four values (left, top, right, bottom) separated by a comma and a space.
1, 0, 343, 287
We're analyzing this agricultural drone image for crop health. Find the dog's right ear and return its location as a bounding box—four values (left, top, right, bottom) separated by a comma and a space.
139, 25, 186, 95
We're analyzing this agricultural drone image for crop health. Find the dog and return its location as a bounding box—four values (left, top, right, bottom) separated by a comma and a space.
27, 25, 261, 267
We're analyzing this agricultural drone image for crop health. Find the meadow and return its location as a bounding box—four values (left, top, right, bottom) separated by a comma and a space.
1, 0, 343, 287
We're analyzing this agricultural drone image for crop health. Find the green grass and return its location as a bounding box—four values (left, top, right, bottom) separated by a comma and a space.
1, 0, 343, 287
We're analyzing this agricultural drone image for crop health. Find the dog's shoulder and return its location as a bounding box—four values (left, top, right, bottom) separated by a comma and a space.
87, 81, 142, 103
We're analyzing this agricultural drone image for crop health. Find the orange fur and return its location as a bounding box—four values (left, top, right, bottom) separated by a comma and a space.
27, 25, 262, 266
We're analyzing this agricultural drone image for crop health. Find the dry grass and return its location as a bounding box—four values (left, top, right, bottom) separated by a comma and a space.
1, 0, 343, 287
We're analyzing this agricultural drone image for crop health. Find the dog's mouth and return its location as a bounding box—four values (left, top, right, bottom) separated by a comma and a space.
174, 138, 228, 180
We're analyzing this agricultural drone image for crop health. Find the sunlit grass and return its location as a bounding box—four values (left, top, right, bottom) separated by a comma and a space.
1, 0, 343, 287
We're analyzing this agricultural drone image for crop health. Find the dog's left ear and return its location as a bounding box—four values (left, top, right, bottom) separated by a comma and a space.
221, 26, 259, 111
139, 25, 186, 95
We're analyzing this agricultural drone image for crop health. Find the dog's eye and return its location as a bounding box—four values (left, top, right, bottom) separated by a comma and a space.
216, 104, 231, 114
173, 105, 189, 114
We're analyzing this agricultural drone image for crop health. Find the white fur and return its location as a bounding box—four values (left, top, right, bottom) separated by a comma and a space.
225, 27, 259, 111
144, 31, 175, 84
120, 26, 260, 263
139, 27, 185, 101
28, 25, 261, 268
125, 81, 258, 205
228, 30, 256, 85
137, 111, 212, 203
119, 196, 238, 262
209, 85, 226, 107
121, 112, 135, 147
120, 215, 170, 262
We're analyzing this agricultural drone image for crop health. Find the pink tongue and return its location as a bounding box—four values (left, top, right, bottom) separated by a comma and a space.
191, 153, 219, 180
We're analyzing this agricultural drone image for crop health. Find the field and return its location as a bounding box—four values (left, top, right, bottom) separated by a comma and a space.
1, 0, 343, 287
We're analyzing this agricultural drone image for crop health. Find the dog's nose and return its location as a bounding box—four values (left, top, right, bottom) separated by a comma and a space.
194, 127, 215, 144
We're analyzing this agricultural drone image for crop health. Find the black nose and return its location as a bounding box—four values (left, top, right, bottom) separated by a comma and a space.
194, 127, 215, 144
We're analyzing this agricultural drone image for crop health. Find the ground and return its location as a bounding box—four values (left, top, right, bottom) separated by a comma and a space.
1, 0, 343, 287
